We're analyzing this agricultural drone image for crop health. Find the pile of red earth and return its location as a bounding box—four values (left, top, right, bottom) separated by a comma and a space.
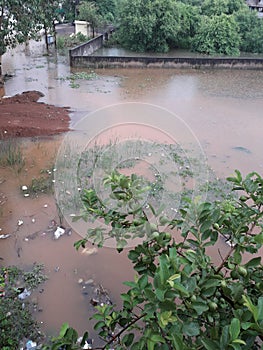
0, 91, 71, 139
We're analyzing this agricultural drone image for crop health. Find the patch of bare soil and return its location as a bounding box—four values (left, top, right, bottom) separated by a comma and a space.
0, 91, 71, 139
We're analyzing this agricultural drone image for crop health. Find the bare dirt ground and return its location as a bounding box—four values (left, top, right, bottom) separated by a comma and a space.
0, 91, 71, 139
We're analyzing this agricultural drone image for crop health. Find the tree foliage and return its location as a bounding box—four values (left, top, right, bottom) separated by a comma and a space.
115, 0, 262, 55
93, 0, 116, 22
234, 7, 263, 53
191, 14, 240, 56
77, 1, 101, 37
117, 0, 180, 53
46, 170, 263, 349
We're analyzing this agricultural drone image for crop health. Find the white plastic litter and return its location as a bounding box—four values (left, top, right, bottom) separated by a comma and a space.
0, 234, 10, 239
17, 220, 24, 226
18, 288, 31, 300
21, 185, 28, 191
54, 226, 65, 239
26, 340, 37, 349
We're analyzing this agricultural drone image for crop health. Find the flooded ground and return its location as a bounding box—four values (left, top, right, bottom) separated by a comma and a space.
1, 39, 263, 340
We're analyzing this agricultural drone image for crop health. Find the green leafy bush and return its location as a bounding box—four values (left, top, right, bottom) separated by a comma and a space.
47, 170, 263, 349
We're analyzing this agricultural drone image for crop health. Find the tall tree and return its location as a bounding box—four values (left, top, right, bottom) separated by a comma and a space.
117, 0, 180, 53
175, 2, 201, 49
37, 0, 60, 52
77, 1, 101, 37
191, 14, 240, 56
0, 0, 40, 83
201, 0, 245, 16
94, 0, 116, 22
235, 6, 263, 53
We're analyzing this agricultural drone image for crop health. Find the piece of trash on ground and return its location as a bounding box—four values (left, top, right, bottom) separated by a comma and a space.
18, 288, 31, 300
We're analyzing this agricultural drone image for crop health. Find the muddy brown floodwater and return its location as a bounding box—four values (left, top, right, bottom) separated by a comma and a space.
0, 39, 263, 341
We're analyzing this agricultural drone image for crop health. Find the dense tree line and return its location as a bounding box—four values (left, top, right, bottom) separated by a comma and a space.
116, 0, 263, 55
1, 0, 263, 74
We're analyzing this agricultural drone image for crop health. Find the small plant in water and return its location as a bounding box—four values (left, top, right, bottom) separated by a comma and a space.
22, 172, 54, 197
56, 71, 98, 89
57, 32, 89, 53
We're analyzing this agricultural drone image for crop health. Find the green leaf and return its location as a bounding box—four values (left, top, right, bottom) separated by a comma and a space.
192, 301, 209, 315
94, 321, 105, 331
201, 338, 220, 350
123, 333, 135, 347
257, 297, 263, 322
59, 323, 69, 338
245, 257, 261, 268
182, 321, 200, 336
220, 325, 230, 349
144, 288, 155, 301
242, 295, 258, 322
233, 250, 242, 265
232, 339, 246, 345
229, 318, 240, 340
173, 282, 189, 297
254, 233, 263, 244
169, 333, 186, 349
200, 220, 212, 234
155, 288, 165, 302
150, 334, 165, 343
138, 274, 148, 289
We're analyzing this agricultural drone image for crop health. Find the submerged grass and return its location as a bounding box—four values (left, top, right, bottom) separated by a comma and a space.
24, 175, 54, 196
0, 138, 25, 172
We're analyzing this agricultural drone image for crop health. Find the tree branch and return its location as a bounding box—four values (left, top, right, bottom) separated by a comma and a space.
95, 312, 147, 350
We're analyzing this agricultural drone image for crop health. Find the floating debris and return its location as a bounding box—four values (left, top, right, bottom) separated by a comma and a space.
21, 185, 28, 191
54, 226, 65, 240
77, 337, 93, 349
81, 247, 98, 256
43, 204, 48, 208
0, 234, 10, 239
17, 220, 24, 226
232, 146, 252, 154
24, 193, 30, 197
85, 279, 94, 285
90, 284, 112, 307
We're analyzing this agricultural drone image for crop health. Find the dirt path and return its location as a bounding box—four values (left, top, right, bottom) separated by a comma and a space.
0, 91, 71, 139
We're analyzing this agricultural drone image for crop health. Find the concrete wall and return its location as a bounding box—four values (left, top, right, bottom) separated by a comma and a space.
70, 55, 263, 70
74, 20, 92, 37
69, 35, 104, 63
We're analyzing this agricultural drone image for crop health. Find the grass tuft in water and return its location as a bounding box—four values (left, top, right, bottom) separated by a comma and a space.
0, 138, 25, 171
25, 176, 54, 196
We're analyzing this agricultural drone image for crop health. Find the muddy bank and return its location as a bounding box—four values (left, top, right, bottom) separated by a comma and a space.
0, 91, 71, 139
